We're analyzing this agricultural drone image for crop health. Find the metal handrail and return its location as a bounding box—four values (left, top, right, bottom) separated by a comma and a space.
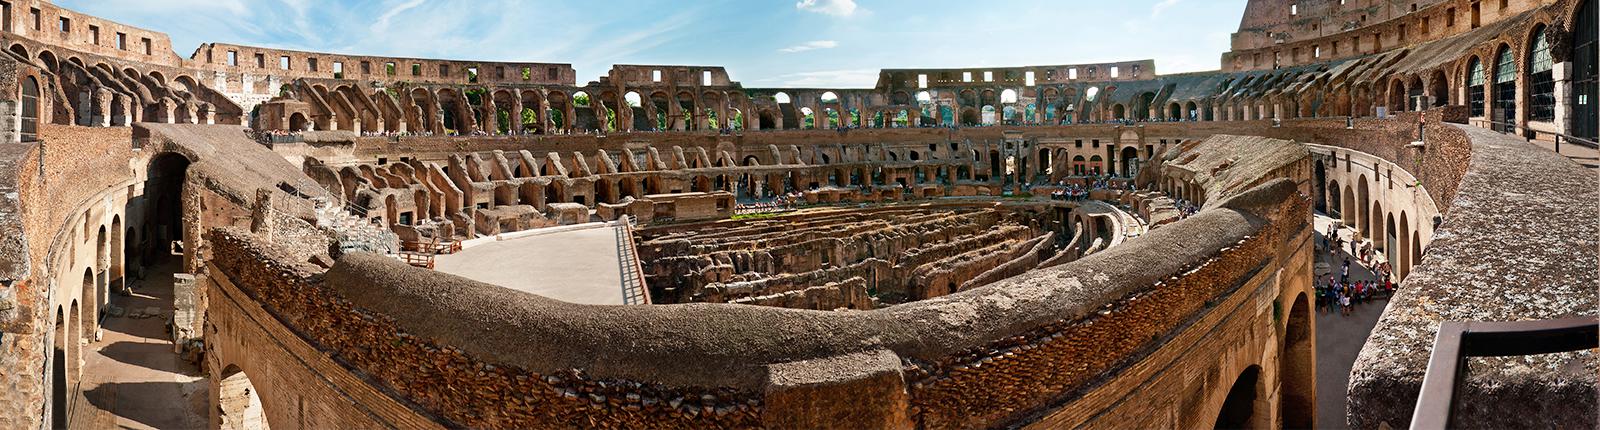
1475, 119, 1599, 151
1410, 316, 1599, 430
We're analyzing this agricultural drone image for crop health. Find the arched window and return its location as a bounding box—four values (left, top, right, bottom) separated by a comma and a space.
1528, 25, 1556, 121
1493, 45, 1517, 130
20, 76, 38, 142
1575, 0, 1597, 142
1467, 57, 1486, 117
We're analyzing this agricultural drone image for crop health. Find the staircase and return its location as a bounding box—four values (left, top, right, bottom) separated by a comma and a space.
312, 197, 399, 255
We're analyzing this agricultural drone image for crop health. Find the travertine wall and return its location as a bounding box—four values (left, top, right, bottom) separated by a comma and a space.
202, 172, 1311, 429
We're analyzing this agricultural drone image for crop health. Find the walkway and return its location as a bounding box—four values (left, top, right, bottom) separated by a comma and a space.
1312, 214, 1391, 430
434, 224, 641, 305
70, 261, 208, 430
1525, 136, 1600, 169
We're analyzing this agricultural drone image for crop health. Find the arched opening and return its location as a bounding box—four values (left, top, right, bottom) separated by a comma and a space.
110, 216, 123, 304
960, 108, 980, 126
21, 76, 39, 141
1467, 57, 1487, 117
1399, 212, 1412, 280
1388, 79, 1408, 113
1111, 104, 1126, 120
51, 306, 68, 428
1429, 70, 1450, 107
1356, 175, 1370, 234
1214, 365, 1264, 429
1528, 25, 1556, 122
1492, 44, 1517, 132
144, 153, 191, 266
1342, 185, 1357, 226
1120, 146, 1140, 177
1386, 213, 1399, 270
1574, 0, 1598, 142
1371, 200, 1385, 252
1411, 231, 1423, 276
799, 107, 815, 129
217, 365, 271, 429
1314, 161, 1328, 213
1326, 179, 1343, 217
1407, 77, 1425, 111
1281, 294, 1314, 429
287, 113, 308, 132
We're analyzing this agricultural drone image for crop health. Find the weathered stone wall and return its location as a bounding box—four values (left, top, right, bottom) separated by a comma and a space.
202, 175, 1311, 429
1346, 125, 1598, 428
207, 227, 764, 429
0, 123, 137, 430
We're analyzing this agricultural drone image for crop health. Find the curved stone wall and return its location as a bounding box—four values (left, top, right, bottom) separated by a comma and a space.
204, 172, 1310, 428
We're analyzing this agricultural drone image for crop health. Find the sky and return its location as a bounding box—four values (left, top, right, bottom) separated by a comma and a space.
54, 0, 1249, 88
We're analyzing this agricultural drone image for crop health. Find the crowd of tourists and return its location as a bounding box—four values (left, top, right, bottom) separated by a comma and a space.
735, 192, 805, 215
246, 129, 303, 145
1172, 198, 1201, 219
1317, 229, 1397, 316
1046, 175, 1136, 201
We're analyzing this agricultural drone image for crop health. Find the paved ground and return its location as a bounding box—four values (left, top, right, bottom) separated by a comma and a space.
71, 260, 209, 430
1525, 136, 1600, 170
1312, 214, 1391, 430
435, 225, 634, 305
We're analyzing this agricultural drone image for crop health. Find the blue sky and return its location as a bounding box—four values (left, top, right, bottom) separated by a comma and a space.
55, 0, 1248, 88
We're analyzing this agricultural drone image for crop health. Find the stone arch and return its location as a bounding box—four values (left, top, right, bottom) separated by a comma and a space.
1314, 161, 1328, 213
216, 364, 271, 429
288, 113, 308, 132
20, 75, 39, 142
1399, 211, 1411, 280
1388, 78, 1407, 113
37, 49, 58, 71
1526, 23, 1557, 122
1213, 365, 1265, 429
1356, 175, 1370, 235
1466, 56, 1487, 117
1428, 69, 1450, 107
1411, 230, 1423, 278
1385, 212, 1398, 271
51, 306, 68, 428
1370, 199, 1384, 252
144, 153, 192, 265
1281, 293, 1314, 429
9, 43, 28, 61
1341, 184, 1356, 226
110, 215, 123, 301
1491, 43, 1518, 132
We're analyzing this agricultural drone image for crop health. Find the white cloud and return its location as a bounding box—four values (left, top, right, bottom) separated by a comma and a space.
1151, 0, 1182, 18
750, 69, 879, 88
778, 40, 838, 53
371, 0, 428, 34
795, 0, 858, 17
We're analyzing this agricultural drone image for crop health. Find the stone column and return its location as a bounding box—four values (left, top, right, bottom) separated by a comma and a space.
250, 188, 274, 239
510, 94, 524, 134
181, 177, 203, 274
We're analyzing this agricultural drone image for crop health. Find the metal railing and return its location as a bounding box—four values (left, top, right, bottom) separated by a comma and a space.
1476, 119, 1599, 153
1410, 316, 1599, 430
614, 215, 651, 305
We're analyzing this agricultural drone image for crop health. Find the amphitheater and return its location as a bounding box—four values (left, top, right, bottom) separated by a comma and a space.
0, 0, 1594, 428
